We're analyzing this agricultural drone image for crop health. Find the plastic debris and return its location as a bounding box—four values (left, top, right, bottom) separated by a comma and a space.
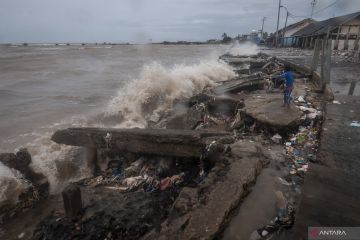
350, 121, 360, 127
332, 100, 341, 104
298, 96, 305, 102
299, 106, 317, 113
277, 177, 292, 186
271, 134, 282, 143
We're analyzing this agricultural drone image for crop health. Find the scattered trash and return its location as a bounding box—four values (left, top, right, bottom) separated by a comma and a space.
350, 121, 360, 127
299, 106, 317, 113
296, 135, 306, 144
332, 100, 341, 104
271, 134, 282, 144
298, 96, 305, 103
277, 177, 292, 186
253, 192, 295, 239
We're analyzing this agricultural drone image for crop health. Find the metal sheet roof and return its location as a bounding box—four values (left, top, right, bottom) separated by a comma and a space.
292, 11, 360, 37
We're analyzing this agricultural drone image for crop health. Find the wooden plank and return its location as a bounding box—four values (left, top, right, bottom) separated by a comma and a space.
51, 128, 230, 158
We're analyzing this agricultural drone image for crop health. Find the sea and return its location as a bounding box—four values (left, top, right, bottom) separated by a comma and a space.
0, 43, 259, 201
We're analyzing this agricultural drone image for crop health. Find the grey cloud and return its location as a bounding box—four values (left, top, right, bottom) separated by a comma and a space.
0, 0, 359, 43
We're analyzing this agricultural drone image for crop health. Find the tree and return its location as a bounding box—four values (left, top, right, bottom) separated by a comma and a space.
263, 32, 268, 39
221, 33, 232, 43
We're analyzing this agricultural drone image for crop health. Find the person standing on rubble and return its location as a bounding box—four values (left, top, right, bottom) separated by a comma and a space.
272, 64, 294, 107
281, 64, 294, 107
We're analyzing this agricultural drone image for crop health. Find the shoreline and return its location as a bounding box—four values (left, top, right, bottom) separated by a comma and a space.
0, 49, 355, 239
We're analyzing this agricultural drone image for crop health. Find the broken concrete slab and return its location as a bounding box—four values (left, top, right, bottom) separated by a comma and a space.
242, 94, 303, 131
207, 95, 244, 116
212, 77, 265, 95
52, 128, 230, 158
166, 107, 203, 130
142, 141, 268, 240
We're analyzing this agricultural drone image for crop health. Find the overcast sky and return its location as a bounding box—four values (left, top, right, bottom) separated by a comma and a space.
0, 0, 359, 43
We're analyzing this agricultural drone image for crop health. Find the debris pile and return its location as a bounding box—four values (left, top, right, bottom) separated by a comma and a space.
250, 89, 323, 239
333, 49, 360, 63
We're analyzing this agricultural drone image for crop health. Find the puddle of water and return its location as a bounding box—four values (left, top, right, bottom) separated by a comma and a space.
223, 168, 281, 240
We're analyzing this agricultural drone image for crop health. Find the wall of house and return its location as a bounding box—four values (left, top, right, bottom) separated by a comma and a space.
296, 17, 360, 50
337, 17, 360, 50
339, 17, 360, 34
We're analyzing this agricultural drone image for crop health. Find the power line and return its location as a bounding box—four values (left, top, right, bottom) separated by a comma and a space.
287, 0, 338, 18
312, 0, 338, 15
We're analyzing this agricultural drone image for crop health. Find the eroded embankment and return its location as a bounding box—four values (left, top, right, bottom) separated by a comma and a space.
0, 52, 327, 240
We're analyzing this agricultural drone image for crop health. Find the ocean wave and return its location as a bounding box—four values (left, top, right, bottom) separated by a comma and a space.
227, 41, 260, 56
105, 59, 235, 128
0, 47, 240, 198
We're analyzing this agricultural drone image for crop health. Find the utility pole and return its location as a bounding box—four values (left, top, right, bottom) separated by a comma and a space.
282, 10, 289, 47
275, 0, 282, 47
310, 0, 317, 19
261, 17, 266, 39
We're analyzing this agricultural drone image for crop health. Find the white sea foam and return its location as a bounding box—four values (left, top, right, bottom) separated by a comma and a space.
105, 59, 235, 128
26, 117, 91, 193
0, 161, 29, 207
227, 41, 260, 56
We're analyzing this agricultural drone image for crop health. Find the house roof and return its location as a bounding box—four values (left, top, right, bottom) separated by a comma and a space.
292, 11, 360, 37
276, 18, 315, 35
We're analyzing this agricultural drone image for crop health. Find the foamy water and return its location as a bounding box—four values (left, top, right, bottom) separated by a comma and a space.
106, 60, 235, 128
0, 43, 258, 202
227, 41, 260, 56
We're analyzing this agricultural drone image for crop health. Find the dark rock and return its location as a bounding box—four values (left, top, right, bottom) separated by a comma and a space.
62, 184, 82, 219
15, 148, 32, 169
188, 93, 212, 107
170, 187, 198, 218
0, 153, 17, 169
34, 189, 178, 240
0, 149, 49, 202
166, 107, 203, 130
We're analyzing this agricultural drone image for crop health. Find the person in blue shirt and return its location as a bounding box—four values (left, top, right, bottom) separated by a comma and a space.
272, 64, 294, 107
281, 64, 294, 107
